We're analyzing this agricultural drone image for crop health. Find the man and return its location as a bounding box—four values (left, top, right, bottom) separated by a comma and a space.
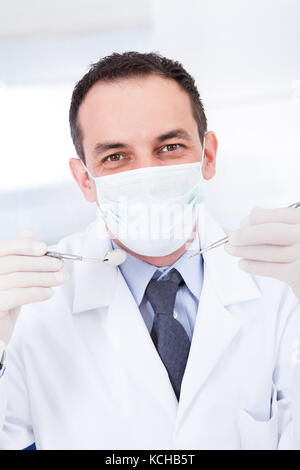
0, 51, 300, 450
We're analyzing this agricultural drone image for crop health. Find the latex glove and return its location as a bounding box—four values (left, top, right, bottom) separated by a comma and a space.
224, 206, 300, 300
0, 229, 69, 346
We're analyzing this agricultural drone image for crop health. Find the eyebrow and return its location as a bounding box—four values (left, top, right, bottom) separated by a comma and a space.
93, 141, 127, 158
92, 128, 192, 158
156, 128, 192, 143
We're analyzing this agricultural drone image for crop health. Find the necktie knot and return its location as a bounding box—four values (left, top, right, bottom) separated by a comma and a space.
145, 268, 184, 315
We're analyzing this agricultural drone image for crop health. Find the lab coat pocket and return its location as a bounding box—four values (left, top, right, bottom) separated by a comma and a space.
238, 387, 279, 450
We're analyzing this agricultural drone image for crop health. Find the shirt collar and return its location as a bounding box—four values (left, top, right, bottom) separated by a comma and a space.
111, 239, 158, 306
111, 232, 203, 306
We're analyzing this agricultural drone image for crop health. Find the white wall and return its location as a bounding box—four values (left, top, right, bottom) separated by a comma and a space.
149, 0, 300, 229
0, 0, 152, 243
0, 0, 299, 243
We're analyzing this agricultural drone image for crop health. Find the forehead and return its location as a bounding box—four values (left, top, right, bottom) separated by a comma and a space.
77, 74, 197, 143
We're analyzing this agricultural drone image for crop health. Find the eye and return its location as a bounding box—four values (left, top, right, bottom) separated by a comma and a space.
103, 153, 126, 163
161, 144, 182, 153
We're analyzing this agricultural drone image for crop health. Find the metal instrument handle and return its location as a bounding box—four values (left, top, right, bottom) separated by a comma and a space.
189, 201, 300, 258
45, 251, 83, 261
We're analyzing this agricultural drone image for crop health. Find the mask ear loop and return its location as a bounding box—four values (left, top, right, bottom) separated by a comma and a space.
201, 134, 206, 168
80, 160, 97, 192
81, 160, 95, 181
80, 159, 109, 234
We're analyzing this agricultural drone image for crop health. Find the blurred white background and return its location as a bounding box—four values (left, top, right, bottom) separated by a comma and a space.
0, 0, 299, 243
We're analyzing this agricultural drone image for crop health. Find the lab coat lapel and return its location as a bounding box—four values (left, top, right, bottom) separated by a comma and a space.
71, 219, 178, 418
176, 260, 242, 427
105, 268, 178, 420
176, 204, 263, 426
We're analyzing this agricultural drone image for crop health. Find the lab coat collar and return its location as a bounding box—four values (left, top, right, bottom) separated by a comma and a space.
71, 203, 262, 315
71, 220, 116, 314
110, 239, 158, 307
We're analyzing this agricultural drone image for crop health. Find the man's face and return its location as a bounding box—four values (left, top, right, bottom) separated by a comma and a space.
70, 74, 217, 202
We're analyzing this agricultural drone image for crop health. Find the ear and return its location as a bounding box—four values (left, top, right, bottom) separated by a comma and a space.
202, 131, 218, 180
69, 158, 97, 203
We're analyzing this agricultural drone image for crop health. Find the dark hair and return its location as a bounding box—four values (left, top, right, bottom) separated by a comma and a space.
69, 51, 207, 163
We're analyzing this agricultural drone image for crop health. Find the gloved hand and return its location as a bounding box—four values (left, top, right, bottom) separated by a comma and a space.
0, 229, 69, 347
224, 206, 300, 300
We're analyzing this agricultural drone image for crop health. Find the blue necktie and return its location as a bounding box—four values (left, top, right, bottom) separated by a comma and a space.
145, 268, 191, 400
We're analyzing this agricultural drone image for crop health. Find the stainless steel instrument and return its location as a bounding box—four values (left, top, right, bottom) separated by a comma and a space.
189, 201, 300, 259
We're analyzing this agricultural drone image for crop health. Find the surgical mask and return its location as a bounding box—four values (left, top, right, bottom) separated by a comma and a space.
83, 139, 206, 257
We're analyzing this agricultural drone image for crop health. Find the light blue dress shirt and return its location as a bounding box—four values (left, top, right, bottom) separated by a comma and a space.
111, 233, 204, 340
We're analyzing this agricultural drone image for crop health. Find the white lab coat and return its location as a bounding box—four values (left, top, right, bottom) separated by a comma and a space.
1, 203, 300, 450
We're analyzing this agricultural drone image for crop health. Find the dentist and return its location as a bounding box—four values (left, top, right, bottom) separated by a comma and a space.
0, 51, 300, 450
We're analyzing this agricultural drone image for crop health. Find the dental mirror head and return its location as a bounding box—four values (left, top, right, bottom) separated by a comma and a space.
102, 249, 127, 266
